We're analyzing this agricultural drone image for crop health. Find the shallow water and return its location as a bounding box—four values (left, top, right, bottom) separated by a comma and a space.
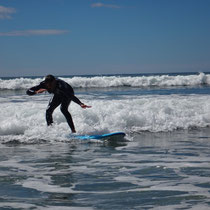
1, 130, 210, 209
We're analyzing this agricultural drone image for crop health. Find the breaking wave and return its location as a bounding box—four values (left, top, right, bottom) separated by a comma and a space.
0, 94, 210, 143
0, 72, 210, 90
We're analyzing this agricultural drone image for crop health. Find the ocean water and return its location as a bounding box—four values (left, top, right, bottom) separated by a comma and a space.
1, 72, 210, 209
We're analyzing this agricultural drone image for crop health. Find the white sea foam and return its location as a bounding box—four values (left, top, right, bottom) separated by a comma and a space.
66, 72, 210, 88
0, 94, 210, 143
0, 77, 43, 90
0, 73, 210, 90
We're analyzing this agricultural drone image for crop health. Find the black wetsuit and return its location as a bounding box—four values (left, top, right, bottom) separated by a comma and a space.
26, 79, 82, 131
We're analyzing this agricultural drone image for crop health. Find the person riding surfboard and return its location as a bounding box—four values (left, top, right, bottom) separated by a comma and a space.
26, 75, 91, 133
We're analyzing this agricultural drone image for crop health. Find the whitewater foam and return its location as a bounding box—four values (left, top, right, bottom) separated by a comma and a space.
0, 73, 209, 90
0, 94, 210, 143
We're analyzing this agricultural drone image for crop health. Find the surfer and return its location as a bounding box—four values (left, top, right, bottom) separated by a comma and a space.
26, 75, 91, 133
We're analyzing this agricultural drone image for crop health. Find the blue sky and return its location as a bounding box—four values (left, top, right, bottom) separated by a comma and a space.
0, 0, 210, 77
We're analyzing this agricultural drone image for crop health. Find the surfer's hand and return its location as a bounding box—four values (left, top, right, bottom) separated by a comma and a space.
36, 89, 47, 94
80, 103, 92, 109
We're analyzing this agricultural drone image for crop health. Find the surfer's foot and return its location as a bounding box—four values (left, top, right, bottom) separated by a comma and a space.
72, 129, 76, 133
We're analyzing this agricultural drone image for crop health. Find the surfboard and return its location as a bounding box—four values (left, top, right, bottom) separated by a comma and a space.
73, 132, 126, 140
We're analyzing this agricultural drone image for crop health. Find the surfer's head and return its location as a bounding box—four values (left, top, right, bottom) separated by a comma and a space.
44, 75, 56, 92
45, 75, 55, 83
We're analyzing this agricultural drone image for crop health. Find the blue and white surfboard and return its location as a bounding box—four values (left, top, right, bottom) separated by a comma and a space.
73, 132, 126, 140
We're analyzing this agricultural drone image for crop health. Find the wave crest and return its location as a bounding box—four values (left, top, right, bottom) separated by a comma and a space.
0, 73, 209, 90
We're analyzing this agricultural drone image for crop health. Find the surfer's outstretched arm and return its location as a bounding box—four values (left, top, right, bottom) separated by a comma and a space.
26, 83, 46, 95
69, 95, 91, 109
